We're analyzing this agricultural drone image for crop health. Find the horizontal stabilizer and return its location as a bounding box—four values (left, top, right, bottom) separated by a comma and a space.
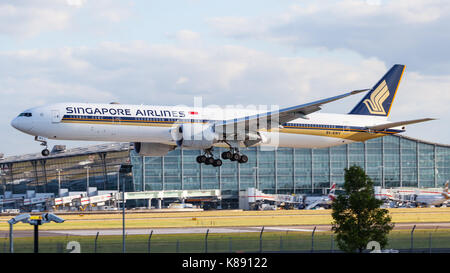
367, 118, 435, 131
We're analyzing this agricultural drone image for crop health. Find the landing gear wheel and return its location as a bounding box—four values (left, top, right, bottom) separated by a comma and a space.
35, 136, 50, 157
41, 149, 50, 157
238, 154, 248, 163
196, 155, 207, 164
213, 159, 223, 167
205, 157, 215, 165
230, 153, 241, 162
221, 151, 232, 160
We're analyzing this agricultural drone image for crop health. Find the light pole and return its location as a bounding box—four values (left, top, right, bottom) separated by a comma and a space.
378, 165, 384, 188
79, 160, 93, 193
8, 214, 30, 253
79, 160, 93, 211
119, 164, 133, 253
253, 167, 259, 189
116, 171, 120, 209
122, 171, 125, 253
8, 213, 64, 253
117, 171, 120, 192
83, 166, 90, 195
85, 166, 91, 210
0, 173, 5, 213
55, 169, 62, 196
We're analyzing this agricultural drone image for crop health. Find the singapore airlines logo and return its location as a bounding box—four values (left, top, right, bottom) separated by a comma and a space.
363, 80, 389, 115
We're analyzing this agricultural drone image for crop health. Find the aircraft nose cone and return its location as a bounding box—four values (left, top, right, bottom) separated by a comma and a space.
11, 117, 19, 129
11, 116, 33, 133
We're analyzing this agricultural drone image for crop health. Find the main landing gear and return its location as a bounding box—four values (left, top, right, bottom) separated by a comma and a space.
196, 149, 222, 167
196, 147, 249, 167
221, 149, 248, 164
222, 141, 248, 164
35, 136, 50, 157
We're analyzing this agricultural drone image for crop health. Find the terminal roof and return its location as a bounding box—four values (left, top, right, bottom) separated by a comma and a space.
0, 142, 131, 164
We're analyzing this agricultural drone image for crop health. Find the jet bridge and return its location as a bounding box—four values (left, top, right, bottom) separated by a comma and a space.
239, 188, 303, 210
118, 189, 222, 209
54, 194, 83, 206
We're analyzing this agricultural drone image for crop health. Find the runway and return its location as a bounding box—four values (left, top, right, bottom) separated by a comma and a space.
2, 222, 450, 238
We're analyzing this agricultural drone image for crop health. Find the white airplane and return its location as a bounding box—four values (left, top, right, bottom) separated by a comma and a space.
11, 64, 434, 167
377, 182, 450, 207
304, 183, 336, 209
410, 181, 449, 207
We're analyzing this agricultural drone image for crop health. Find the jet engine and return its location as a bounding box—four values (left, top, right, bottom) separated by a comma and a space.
133, 142, 176, 156
171, 123, 217, 149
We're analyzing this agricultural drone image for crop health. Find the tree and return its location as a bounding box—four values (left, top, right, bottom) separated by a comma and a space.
331, 165, 394, 253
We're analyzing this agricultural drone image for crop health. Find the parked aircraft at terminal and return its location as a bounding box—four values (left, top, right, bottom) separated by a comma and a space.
399, 182, 449, 207
413, 182, 450, 207
304, 183, 337, 209
11, 64, 434, 167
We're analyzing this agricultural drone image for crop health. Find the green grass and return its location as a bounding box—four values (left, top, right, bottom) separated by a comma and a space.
2, 229, 450, 253
2, 207, 450, 231
2, 208, 450, 253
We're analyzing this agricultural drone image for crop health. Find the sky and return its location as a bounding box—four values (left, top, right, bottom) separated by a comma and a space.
0, 0, 449, 157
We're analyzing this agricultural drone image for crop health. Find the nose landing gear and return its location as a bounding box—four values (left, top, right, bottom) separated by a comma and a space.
41, 149, 50, 157
34, 136, 50, 157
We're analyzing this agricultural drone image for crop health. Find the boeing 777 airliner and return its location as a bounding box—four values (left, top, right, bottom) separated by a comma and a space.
11, 64, 434, 167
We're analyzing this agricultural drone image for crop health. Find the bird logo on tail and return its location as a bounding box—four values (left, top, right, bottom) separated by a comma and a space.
363, 80, 390, 115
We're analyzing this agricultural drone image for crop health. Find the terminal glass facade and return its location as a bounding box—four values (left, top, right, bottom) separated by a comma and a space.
1, 135, 450, 199
130, 134, 450, 197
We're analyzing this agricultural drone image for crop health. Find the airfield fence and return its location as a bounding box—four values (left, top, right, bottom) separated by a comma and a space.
2, 226, 450, 253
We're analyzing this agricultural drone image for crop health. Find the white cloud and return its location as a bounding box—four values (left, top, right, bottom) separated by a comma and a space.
0, 0, 133, 38
66, 0, 87, 7
0, 39, 448, 156
176, 76, 190, 85
175, 30, 200, 41
0, 2, 71, 38
208, 0, 450, 74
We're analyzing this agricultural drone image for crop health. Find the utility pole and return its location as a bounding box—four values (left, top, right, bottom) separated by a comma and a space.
119, 164, 133, 254
56, 169, 62, 196
122, 171, 125, 253
33, 219, 41, 253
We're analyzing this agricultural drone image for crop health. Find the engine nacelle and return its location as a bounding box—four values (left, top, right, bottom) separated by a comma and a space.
133, 142, 176, 156
171, 123, 217, 149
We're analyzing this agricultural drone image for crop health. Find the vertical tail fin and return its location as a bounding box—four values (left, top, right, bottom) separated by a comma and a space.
349, 64, 405, 117
328, 183, 336, 201
442, 181, 449, 199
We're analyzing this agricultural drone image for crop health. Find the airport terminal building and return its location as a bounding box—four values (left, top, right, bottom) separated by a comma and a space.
1, 134, 449, 207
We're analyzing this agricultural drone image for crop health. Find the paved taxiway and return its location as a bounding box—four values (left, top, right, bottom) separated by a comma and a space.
2, 222, 450, 238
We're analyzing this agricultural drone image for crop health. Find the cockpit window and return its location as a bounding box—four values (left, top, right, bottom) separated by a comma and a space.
18, 112, 32, 117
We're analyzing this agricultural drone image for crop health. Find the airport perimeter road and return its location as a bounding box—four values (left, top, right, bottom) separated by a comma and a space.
3, 222, 450, 238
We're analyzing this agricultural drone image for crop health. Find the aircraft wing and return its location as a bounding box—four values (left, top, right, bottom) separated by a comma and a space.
214, 89, 369, 134
367, 118, 435, 131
